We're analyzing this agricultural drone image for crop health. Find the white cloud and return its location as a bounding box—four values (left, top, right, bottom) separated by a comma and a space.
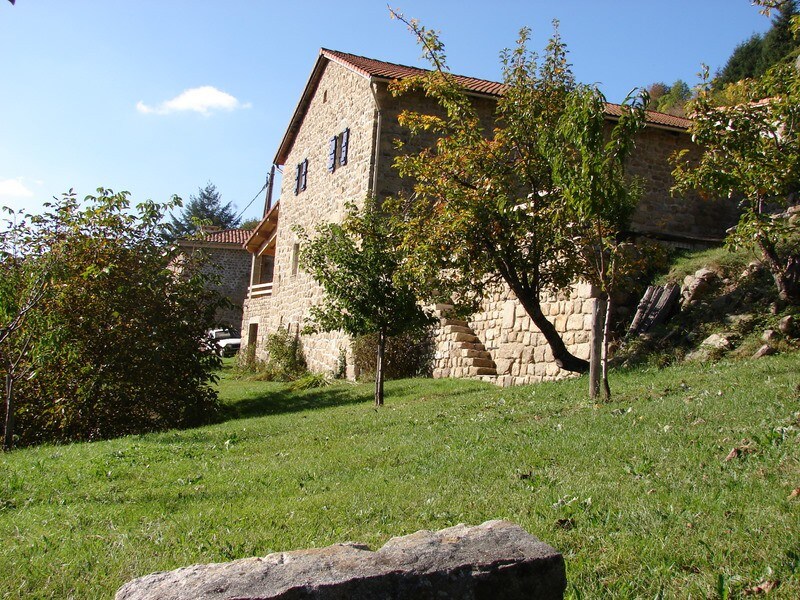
137, 86, 250, 116
0, 178, 34, 199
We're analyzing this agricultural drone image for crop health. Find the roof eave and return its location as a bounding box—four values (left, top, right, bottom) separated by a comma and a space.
244, 202, 280, 253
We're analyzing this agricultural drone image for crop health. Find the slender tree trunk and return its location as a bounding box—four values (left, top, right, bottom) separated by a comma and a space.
589, 295, 607, 399
602, 295, 613, 401
3, 372, 14, 451
374, 328, 386, 406
514, 290, 590, 374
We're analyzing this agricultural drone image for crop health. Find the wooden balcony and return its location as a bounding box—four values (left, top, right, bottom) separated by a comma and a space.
248, 282, 273, 298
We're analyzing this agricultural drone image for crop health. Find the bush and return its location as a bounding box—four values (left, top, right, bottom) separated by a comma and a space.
1, 190, 223, 447
234, 325, 308, 382
352, 327, 434, 381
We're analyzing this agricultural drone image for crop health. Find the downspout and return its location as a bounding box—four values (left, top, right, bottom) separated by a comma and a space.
369, 81, 383, 198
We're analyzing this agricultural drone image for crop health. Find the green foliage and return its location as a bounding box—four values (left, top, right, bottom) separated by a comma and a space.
298, 197, 432, 340
672, 60, 800, 303
297, 196, 434, 404
716, 1, 799, 88
1, 189, 223, 447
261, 325, 307, 381
239, 217, 261, 231
389, 15, 647, 375
654, 79, 691, 115
168, 182, 241, 239
351, 328, 434, 381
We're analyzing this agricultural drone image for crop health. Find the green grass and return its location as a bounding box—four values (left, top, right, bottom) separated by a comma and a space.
655, 245, 756, 286
1, 356, 799, 599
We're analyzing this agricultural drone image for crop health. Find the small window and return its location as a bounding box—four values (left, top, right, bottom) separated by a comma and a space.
291, 242, 300, 276
294, 159, 308, 194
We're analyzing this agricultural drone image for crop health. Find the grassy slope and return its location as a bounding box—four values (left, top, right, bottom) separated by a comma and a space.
1, 356, 799, 599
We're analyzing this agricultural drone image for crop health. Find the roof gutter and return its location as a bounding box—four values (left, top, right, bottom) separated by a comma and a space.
369, 81, 383, 197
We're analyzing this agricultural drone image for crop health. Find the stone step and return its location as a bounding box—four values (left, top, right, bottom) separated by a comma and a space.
445, 325, 474, 335
460, 348, 492, 359
441, 317, 469, 328
469, 358, 497, 369
469, 366, 497, 376
453, 332, 480, 343
459, 342, 489, 351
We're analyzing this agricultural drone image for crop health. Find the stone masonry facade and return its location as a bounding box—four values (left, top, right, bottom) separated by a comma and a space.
241, 50, 739, 386
178, 233, 252, 329
241, 60, 377, 374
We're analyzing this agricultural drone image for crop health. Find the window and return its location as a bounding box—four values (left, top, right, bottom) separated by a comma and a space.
327, 128, 350, 174
294, 159, 308, 195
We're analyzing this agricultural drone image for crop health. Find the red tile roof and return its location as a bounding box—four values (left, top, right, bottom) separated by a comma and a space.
323, 49, 693, 130
275, 48, 692, 165
321, 49, 507, 97
179, 228, 253, 247
205, 229, 253, 245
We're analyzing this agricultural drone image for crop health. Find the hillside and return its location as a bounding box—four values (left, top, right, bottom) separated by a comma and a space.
1, 351, 798, 598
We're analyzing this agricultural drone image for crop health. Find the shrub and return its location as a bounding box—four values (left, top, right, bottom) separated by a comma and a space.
234, 325, 308, 382
352, 327, 434, 381
1, 190, 223, 447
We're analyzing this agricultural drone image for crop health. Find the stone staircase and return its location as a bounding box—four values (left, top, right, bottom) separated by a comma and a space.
432, 305, 497, 380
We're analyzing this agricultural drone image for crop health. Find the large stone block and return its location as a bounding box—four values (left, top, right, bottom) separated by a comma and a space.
115, 521, 566, 600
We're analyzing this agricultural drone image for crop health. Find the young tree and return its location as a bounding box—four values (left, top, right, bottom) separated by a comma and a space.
169, 182, 241, 239
672, 60, 800, 304
550, 86, 649, 398
1, 189, 224, 448
297, 197, 434, 406
389, 15, 648, 376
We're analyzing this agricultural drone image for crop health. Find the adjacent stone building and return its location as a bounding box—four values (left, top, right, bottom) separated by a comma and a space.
178, 228, 253, 328
242, 49, 738, 385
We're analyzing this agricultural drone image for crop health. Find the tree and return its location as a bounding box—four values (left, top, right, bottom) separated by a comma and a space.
297, 197, 434, 406
672, 60, 800, 304
1, 189, 224, 448
239, 217, 261, 231
655, 80, 691, 115
389, 15, 648, 376
716, 1, 799, 88
169, 182, 240, 239
549, 86, 649, 398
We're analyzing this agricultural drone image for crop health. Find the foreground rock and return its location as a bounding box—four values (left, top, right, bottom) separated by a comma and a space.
115, 520, 566, 600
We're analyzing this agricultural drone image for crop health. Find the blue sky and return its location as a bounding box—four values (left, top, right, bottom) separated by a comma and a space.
0, 1, 774, 224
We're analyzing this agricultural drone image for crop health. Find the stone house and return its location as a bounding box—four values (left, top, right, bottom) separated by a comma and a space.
177, 227, 253, 328
241, 49, 738, 385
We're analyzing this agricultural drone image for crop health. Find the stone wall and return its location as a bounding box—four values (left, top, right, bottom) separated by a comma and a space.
241, 60, 377, 373
432, 283, 595, 387
626, 126, 739, 243
204, 246, 251, 328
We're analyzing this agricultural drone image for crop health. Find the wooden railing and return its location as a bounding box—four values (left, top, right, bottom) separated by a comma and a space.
249, 282, 273, 298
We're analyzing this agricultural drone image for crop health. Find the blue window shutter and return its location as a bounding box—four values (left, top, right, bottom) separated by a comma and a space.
301, 159, 308, 191
340, 128, 349, 166
294, 163, 302, 195
327, 136, 337, 173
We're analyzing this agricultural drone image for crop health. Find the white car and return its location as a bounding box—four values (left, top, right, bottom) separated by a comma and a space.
207, 328, 241, 357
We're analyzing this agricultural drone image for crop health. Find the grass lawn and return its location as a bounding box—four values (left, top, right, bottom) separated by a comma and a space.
1, 354, 799, 599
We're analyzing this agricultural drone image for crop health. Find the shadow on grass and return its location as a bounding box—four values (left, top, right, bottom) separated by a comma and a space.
219, 383, 371, 422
